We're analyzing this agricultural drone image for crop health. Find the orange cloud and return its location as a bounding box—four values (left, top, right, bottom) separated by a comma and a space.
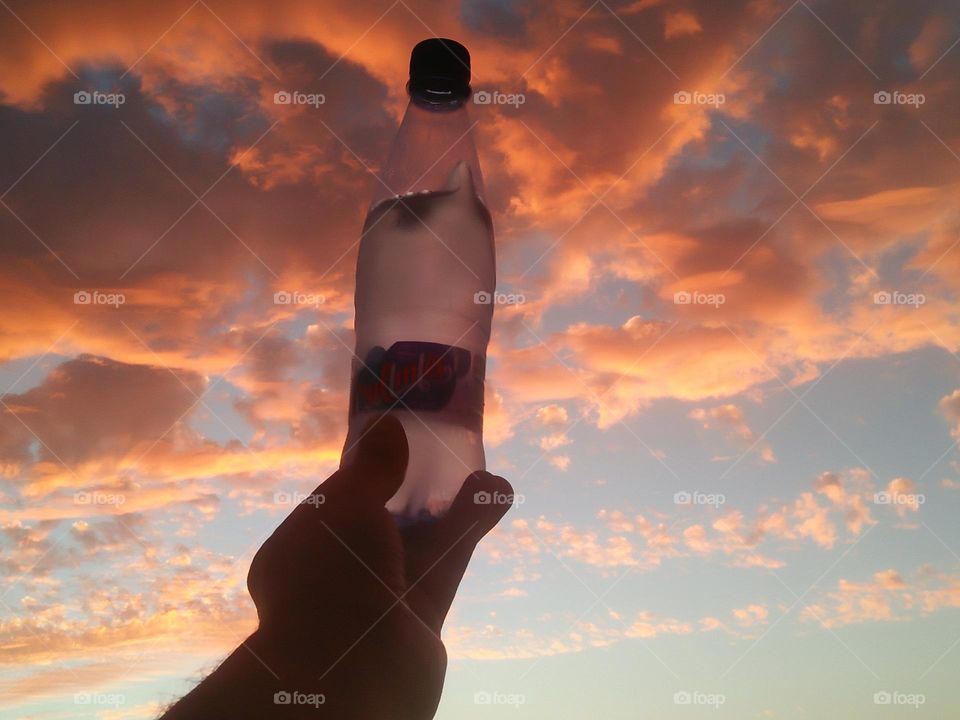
689, 403, 776, 463
663, 10, 703, 40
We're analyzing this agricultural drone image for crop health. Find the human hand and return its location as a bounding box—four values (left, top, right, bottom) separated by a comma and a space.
161, 414, 513, 720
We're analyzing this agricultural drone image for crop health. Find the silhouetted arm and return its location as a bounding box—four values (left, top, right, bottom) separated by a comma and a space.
160, 415, 513, 719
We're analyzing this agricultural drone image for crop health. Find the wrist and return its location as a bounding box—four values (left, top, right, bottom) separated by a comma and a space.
247, 626, 418, 720
255, 617, 444, 720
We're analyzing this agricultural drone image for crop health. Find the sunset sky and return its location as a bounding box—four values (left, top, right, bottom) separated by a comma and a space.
1, 0, 960, 717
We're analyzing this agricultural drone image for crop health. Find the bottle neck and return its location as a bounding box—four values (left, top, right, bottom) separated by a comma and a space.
409, 86, 468, 109
370, 97, 485, 211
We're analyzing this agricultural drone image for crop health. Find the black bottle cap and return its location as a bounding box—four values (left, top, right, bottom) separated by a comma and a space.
408, 38, 471, 102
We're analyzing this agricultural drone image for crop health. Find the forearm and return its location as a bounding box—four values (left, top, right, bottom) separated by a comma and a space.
160, 631, 341, 719
159, 627, 432, 720
160, 632, 291, 719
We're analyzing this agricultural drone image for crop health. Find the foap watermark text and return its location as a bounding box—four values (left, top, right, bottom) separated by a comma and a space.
873, 690, 925, 707
274, 491, 326, 507
874, 91, 925, 108
474, 490, 524, 506
674, 290, 725, 308
75, 491, 126, 507
474, 690, 525, 707
674, 491, 726, 508
274, 691, 325, 707
275, 290, 325, 307
75, 692, 125, 707
274, 91, 325, 107
74, 90, 125, 107
75, 290, 125, 307
473, 90, 525, 108
873, 290, 925, 308
674, 90, 725, 108
674, 690, 726, 708
474, 290, 525, 305
874, 491, 925, 507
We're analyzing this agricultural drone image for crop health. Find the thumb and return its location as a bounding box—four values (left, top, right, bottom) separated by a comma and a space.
403, 471, 514, 629
442, 471, 515, 546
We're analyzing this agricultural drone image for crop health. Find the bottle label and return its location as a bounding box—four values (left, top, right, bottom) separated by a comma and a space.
350, 341, 483, 417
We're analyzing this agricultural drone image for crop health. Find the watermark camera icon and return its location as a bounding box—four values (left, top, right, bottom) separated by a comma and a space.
274, 91, 292, 105
274, 691, 292, 705
474, 91, 492, 105
74, 91, 92, 105
674, 91, 692, 105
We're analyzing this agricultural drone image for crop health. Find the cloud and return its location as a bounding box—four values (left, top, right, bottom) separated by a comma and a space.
814, 470, 874, 534
487, 468, 881, 577
792, 492, 837, 549
483, 385, 516, 446
802, 565, 960, 629
0, 354, 203, 469
663, 10, 703, 40
939, 389, 960, 439
535, 404, 569, 427
689, 403, 776, 463
2, 0, 960, 707
732, 603, 768, 628
0, 540, 256, 680
444, 608, 692, 660
919, 575, 960, 613
801, 565, 951, 629
909, 14, 953, 69
874, 569, 907, 590
880, 477, 924, 518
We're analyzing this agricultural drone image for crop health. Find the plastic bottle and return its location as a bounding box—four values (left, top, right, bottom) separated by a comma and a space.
342, 38, 495, 520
